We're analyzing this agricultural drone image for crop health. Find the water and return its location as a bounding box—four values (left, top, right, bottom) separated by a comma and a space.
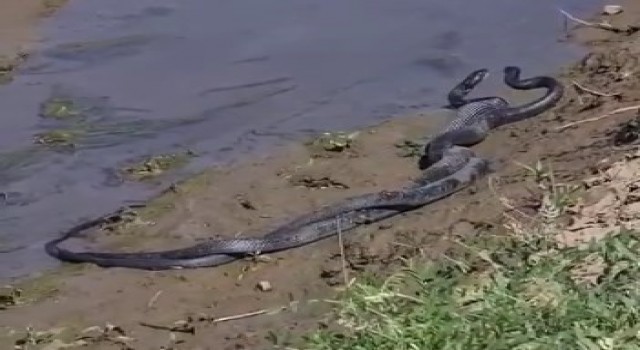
0, 0, 601, 280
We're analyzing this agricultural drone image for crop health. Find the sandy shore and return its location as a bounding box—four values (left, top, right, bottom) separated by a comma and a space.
3, 2, 640, 349
0, 0, 67, 83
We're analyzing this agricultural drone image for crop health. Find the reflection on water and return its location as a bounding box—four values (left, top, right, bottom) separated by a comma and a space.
24, 34, 172, 75
0, 148, 48, 184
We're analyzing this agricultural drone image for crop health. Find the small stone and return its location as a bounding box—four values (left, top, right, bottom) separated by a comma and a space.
256, 281, 272, 292
449, 220, 475, 237
603, 5, 623, 15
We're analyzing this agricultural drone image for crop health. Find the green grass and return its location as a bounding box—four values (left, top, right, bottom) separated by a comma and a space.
293, 161, 637, 350
299, 229, 640, 350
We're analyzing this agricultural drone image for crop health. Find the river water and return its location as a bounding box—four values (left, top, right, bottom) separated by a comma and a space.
0, 0, 601, 280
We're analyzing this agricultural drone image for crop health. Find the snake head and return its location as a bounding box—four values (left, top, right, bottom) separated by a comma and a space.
460, 68, 490, 91
443, 68, 491, 110
503, 66, 522, 83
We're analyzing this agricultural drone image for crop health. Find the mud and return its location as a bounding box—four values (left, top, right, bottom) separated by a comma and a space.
0, 0, 68, 84
3, 5, 640, 349
0, 0, 600, 279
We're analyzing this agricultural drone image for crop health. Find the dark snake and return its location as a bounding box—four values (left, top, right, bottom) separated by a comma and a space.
44, 66, 563, 270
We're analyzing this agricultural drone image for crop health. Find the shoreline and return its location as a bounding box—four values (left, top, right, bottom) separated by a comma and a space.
0, 1, 611, 280
0, 0, 69, 84
4, 2, 640, 349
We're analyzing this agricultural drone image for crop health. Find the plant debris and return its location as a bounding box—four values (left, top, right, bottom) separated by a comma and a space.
139, 320, 196, 335
236, 194, 257, 210
0, 53, 28, 84
121, 150, 196, 181
96, 207, 147, 233
394, 138, 425, 158
77, 323, 135, 349
289, 175, 350, 189
0, 286, 22, 309
608, 113, 640, 145
308, 131, 359, 152
33, 129, 81, 149
560, 8, 640, 35
39, 98, 83, 120
14, 327, 68, 350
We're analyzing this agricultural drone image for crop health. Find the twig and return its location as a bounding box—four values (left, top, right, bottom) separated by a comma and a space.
336, 216, 350, 287
555, 104, 640, 131
560, 9, 612, 30
559, 8, 634, 33
140, 308, 279, 333
146, 290, 163, 309
572, 81, 621, 97
209, 308, 272, 324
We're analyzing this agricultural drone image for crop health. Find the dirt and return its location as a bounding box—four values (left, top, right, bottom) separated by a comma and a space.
0, 0, 68, 84
5, 2, 640, 350
556, 149, 640, 247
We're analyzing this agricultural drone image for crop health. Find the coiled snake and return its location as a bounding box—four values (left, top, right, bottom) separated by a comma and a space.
44, 66, 563, 270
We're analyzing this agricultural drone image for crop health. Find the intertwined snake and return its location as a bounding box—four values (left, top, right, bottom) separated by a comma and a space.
44, 66, 563, 270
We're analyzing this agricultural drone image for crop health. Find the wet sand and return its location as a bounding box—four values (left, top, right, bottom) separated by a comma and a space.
0, 0, 599, 280
0, 0, 67, 83
4, 1, 640, 350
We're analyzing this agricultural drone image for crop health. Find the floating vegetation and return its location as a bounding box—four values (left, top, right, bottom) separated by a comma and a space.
0, 148, 45, 173
33, 129, 82, 149
39, 97, 83, 120
37, 85, 112, 122
121, 150, 196, 181
30, 114, 208, 153
31, 85, 210, 154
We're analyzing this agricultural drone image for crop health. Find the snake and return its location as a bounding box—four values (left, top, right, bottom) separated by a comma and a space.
43, 66, 563, 270
421, 66, 563, 168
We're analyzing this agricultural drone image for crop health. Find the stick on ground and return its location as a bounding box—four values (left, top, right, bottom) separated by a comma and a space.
336, 217, 350, 287
572, 81, 621, 97
559, 8, 636, 34
556, 105, 640, 131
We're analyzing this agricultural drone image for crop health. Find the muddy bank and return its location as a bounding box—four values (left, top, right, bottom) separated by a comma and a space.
0, 0, 69, 84
4, 4, 640, 350
0, 0, 599, 280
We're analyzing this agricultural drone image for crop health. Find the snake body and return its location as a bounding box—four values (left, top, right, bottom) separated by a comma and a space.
421, 66, 563, 168
44, 66, 563, 270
